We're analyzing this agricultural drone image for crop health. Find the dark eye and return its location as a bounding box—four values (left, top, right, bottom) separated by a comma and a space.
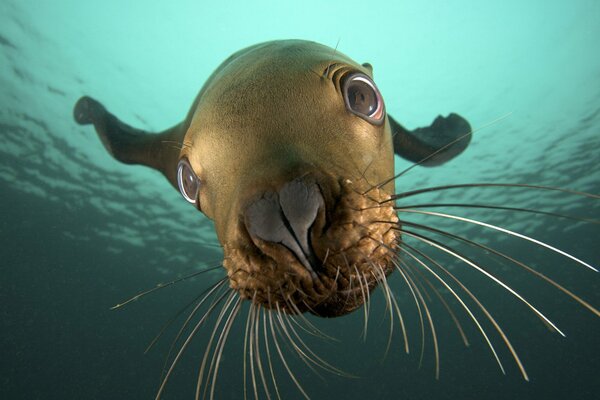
342, 73, 385, 124
177, 158, 200, 205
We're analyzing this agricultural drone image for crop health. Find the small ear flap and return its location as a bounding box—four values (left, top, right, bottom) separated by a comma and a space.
390, 113, 472, 166
73, 96, 185, 188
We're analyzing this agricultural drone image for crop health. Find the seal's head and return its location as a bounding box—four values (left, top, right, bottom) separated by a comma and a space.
74, 39, 471, 318
177, 41, 397, 317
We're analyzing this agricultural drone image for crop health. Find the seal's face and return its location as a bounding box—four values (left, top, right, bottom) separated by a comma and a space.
177, 41, 398, 317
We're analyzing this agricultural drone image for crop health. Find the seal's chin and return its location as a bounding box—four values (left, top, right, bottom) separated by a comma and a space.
223, 177, 399, 318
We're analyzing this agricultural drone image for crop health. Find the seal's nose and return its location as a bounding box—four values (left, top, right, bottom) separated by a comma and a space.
244, 178, 324, 276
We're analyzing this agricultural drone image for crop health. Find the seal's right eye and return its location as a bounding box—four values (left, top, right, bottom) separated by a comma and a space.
342, 72, 385, 125
177, 158, 200, 205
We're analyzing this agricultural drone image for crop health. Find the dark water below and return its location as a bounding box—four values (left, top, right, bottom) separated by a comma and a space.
1, 1, 599, 399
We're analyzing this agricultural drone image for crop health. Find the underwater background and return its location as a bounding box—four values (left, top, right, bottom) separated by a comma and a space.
1, 0, 599, 399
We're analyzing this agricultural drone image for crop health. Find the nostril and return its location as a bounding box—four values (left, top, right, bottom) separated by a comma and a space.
245, 192, 289, 244
244, 179, 325, 275
279, 178, 324, 261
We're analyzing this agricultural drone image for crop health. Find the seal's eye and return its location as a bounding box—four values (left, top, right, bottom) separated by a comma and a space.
342, 73, 385, 124
177, 158, 200, 205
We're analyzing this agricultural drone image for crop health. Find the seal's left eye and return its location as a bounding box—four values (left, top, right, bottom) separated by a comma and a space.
342, 73, 385, 124
177, 158, 200, 205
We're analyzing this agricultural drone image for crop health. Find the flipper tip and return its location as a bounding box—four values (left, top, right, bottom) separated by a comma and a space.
73, 96, 104, 125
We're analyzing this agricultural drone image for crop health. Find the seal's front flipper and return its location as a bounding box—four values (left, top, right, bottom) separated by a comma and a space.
74, 96, 184, 188
390, 113, 472, 167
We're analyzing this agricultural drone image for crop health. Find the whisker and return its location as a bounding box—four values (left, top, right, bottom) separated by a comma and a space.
365, 113, 512, 195
155, 287, 230, 399
268, 306, 311, 400
366, 259, 395, 355
157, 279, 228, 386
160, 139, 193, 151
254, 307, 271, 400
111, 264, 223, 310
360, 246, 410, 355
383, 270, 410, 355
398, 242, 510, 376
323, 38, 341, 78
352, 263, 370, 340
274, 307, 326, 379
146, 276, 227, 355
401, 240, 538, 381
262, 308, 282, 400
400, 219, 600, 318
388, 183, 600, 202
361, 271, 372, 334
402, 259, 433, 303
397, 258, 440, 378
407, 259, 470, 347
280, 289, 337, 341
391, 258, 426, 368
196, 291, 237, 400
209, 296, 242, 400
279, 305, 353, 378
332, 264, 341, 288
342, 252, 359, 307
376, 263, 399, 356
367, 235, 506, 375
394, 203, 600, 224
338, 256, 355, 311
249, 299, 259, 400
243, 300, 252, 400
397, 209, 598, 273
401, 228, 566, 336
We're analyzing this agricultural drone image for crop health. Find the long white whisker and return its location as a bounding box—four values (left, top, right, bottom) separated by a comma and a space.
397, 209, 598, 273
399, 239, 528, 380
391, 258, 426, 368
278, 305, 352, 377
155, 284, 229, 400
394, 202, 600, 224
249, 302, 259, 400
203, 293, 239, 398
359, 247, 407, 356
243, 300, 252, 400
209, 296, 242, 400
407, 258, 470, 347
262, 309, 282, 400
367, 235, 506, 376
157, 278, 228, 381
402, 229, 566, 337
254, 306, 271, 400
268, 307, 311, 400
352, 264, 369, 340
196, 291, 237, 400
361, 271, 372, 334
274, 308, 326, 379
389, 183, 600, 202
397, 258, 440, 379
367, 260, 395, 356
111, 263, 223, 310
400, 219, 600, 318
367, 113, 512, 194
281, 290, 337, 341
402, 258, 433, 303
385, 273, 410, 355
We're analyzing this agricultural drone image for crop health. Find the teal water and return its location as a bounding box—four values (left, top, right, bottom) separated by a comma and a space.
1, 1, 599, 399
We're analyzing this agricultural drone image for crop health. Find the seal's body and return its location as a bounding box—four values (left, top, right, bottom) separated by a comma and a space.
74, 40, 471, 317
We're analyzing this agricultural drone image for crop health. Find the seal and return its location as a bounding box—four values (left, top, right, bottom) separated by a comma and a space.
73, 40, 600, 400
73, 39, 472, 318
